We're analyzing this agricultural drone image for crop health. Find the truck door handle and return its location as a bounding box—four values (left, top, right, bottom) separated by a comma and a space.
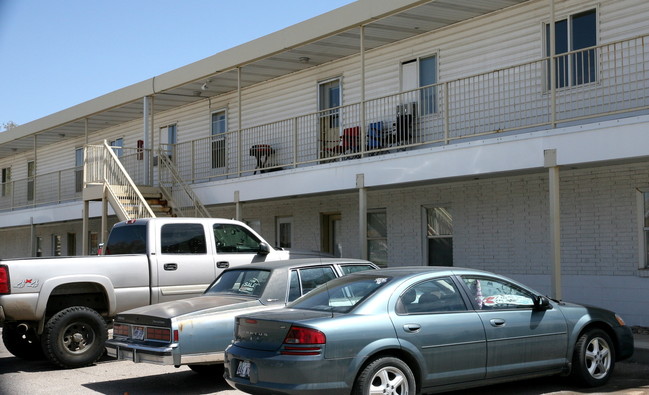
403, 324, 421, 333
490, 318, 506, 327
163, 263, 178, 271
217, 261, 230, 269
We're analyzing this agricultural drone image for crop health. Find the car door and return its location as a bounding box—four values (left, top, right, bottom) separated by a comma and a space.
211, 223, 271, 267
459, 275, 568, 378
389, 276, 486, 387
155, 223, 216, 303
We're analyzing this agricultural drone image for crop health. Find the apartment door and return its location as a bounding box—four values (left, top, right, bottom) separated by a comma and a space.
321, 213, 342, 257
318, 78, 341, 157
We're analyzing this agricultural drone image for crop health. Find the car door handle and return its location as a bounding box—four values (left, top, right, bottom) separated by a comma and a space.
490, 318, 506, 327
163, 263, 178, 271
403, 324, 421, 333
217, 261, 230, 269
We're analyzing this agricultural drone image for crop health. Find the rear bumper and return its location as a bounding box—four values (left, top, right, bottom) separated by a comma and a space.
105, 340, 176, 365
105, 340, 225, 366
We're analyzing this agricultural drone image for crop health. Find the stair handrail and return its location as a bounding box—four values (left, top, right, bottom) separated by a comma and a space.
157, 149, 210, 218
86, 141, 156, 219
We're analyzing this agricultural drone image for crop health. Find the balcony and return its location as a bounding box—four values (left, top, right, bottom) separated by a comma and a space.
1, 34, 648, 212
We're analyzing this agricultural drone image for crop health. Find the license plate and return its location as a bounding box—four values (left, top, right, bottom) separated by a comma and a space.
132, 326, 145, 341
236, 360, 251, 378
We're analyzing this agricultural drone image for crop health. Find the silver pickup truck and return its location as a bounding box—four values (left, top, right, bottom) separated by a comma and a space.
0, 217, 294, 369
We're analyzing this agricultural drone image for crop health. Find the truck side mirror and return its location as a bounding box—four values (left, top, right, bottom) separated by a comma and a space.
258, 242, 271, 255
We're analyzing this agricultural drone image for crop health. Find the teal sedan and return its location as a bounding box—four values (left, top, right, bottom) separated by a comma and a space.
225, 267, 634, 395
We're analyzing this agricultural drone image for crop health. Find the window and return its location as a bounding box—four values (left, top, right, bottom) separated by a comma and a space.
213, 223, 262, 253
89, 232, 99, 255
52, 234, 62, 256
110, 138, 124, 157
396, 277, 466, 314
367, 210, 387, 267
321, 213, 342, 257
545, 9, 597, 89
276, 216, 293, 248
288, 266, 337, 302
425, 207, 453, 266
206, 269, 271, 297
461, 276, 535, 310
211, 111, 227, 168
401, 55, 437, 115
27, 161, 34, 202
161, 223, 206, 254
1, 167, 10, 197
318, 78, 341, 156
75, 147, 83, 193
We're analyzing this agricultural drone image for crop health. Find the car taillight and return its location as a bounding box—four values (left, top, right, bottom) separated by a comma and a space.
113, 323, 128, 337
146, 327, 171, 341
0, 265, 10, 294
281, 326, 326, 355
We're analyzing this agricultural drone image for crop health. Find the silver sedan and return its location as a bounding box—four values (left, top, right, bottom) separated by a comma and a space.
105, 258, 377, 376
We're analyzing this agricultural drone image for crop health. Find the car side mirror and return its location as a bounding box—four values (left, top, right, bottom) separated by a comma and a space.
258, 242, 271, 255
533, 295, 551, 310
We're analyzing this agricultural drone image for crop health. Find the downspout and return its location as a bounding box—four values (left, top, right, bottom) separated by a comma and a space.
237, 67, 242, 176
360, 25, 366, 157
143, 96, 151, 185
82, 118, 89, 255
549, 0, 557, 128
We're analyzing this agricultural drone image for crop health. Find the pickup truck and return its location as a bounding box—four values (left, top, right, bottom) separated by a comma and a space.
0, 217, 298, 369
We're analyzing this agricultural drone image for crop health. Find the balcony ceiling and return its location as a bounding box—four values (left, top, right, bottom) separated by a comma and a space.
0, 0, 529, 159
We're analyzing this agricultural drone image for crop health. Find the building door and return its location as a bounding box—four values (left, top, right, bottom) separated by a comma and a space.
276, 216, 293, 248
211, 110, 227, 171
318, 78, 341, 157
321, 213, 342, 257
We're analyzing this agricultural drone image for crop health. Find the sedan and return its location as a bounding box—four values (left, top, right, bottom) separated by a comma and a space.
224, 266, 634, 395
105, 258, 377, 376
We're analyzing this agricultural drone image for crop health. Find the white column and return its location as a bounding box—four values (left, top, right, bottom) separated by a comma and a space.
357, 174, 367, 260
545, 149, 561, 299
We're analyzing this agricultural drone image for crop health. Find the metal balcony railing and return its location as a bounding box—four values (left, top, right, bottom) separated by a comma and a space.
1, 34, 648, 212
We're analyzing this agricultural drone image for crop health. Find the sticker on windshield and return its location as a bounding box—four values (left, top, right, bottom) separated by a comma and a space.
374, 278, 388, 285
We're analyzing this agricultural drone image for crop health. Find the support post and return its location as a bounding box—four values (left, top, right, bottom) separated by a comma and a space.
82, 200, 89, 255
235, 190, 242, 221
545, 149, 561, 300
357, 174, 367, 260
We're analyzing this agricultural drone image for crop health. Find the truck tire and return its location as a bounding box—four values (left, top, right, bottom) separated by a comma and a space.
2, 323, 44, 360
41, 306, 108, 369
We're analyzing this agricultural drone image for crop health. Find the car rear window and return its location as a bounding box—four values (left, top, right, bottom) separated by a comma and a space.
289, 274, 391, 313
205, 269, 271, 297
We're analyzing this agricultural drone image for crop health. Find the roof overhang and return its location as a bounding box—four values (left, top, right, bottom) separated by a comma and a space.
0, 0, 530, 159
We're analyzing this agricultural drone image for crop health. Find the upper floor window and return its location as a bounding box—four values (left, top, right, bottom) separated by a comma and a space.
1, 167, 11, 197
401, 55, 437, 115
110, 137, 124, 157
545, 9, 597, 89
211, 110, 227, 169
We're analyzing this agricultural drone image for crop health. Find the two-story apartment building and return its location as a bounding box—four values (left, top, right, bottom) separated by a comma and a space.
1, 0, 648, 325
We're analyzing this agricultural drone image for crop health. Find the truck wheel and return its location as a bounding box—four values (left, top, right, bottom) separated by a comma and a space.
2, 323, 44, 360
41, 306, 108, 369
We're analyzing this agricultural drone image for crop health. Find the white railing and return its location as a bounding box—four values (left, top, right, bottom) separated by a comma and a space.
1, 35, 648, 212
157, 148, 210, 218
85, 142, 155, 219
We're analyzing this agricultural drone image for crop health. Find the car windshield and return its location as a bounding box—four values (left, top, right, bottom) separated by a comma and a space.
205, 269, 271, 297
288, 274, 391, 313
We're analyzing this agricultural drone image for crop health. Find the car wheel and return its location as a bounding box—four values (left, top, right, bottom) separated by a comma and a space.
1, 323, 44, 360
354, 356, 415, 395
41, 306, 108, 369
188, 363, 225, 378
571, 328, 615, 387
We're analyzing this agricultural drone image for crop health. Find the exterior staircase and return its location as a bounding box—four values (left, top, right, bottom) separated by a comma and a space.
83, 141, 209, 222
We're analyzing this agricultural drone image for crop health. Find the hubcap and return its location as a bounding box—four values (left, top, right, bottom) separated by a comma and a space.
585, 336, 611, 379
62, 322, 95, 354
369, 366, 408, 395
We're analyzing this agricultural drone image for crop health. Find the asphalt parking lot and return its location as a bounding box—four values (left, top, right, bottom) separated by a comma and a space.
1, 328, 648, 395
